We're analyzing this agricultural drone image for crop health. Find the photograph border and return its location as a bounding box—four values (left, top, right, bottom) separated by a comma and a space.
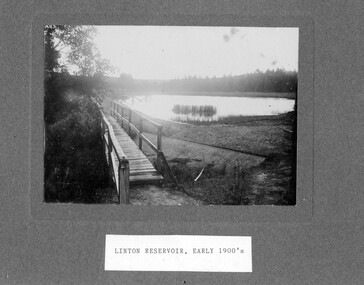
30, 13, 314, 222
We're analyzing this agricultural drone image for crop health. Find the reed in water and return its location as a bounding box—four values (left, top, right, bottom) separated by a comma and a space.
172, 104, 217, 115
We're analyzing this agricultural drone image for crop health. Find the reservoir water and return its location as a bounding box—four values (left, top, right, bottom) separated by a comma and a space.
124, 94, 295, 122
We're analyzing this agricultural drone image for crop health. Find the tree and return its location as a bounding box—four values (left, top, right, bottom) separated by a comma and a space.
44, 25, 113, 76
43, 25, 112, 203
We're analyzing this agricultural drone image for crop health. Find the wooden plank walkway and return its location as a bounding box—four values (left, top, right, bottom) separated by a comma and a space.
107, 115, 164, 185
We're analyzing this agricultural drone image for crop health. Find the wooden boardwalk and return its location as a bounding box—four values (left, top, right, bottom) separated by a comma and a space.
106, 115, 164, 185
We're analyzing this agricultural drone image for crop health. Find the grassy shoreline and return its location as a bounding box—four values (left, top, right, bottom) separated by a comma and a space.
138, 110, 294, 129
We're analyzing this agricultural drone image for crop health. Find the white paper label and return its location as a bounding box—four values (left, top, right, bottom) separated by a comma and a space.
105, 235, 252, 272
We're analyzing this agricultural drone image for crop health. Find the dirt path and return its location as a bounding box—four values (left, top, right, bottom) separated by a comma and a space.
130, 185, 202, 205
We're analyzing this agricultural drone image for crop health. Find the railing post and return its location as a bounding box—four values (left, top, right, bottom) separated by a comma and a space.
138, 116, 143, 150
156, 126, 162, 173
107, 131, 113, 186
157, 126, 162, 150
100, 115, 104, 138
116, 104, 120, 126
128, 108, 132, 135
118, 158, 130, 204
121, 105, 124, 129
101, 118, 105, 154
118, 104, 122, 126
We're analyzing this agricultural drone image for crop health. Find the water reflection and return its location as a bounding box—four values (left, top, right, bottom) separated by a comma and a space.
124, 94, 295, 122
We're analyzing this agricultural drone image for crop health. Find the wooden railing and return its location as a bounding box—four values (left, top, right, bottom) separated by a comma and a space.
110, 100, 163, 173
100, 111, 130, 204
110, 100, 182, 191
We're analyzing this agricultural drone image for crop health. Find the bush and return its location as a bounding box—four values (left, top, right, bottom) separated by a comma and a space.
44, 72, 109, 203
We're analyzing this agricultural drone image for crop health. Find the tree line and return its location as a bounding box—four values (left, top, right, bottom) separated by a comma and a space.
109, 69, 297, 94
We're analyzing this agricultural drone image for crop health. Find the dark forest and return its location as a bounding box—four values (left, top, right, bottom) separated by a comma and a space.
106, 69, 297, 94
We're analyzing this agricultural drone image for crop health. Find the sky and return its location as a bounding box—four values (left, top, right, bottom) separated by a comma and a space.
94, 26, 299, 80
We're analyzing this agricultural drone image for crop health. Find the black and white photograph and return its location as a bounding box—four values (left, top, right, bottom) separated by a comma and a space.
2, 1, 364, 284
44, 25, 298, 205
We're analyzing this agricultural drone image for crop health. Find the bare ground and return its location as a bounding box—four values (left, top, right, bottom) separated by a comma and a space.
130, 185, 202, 205
137, 112, 295, 205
